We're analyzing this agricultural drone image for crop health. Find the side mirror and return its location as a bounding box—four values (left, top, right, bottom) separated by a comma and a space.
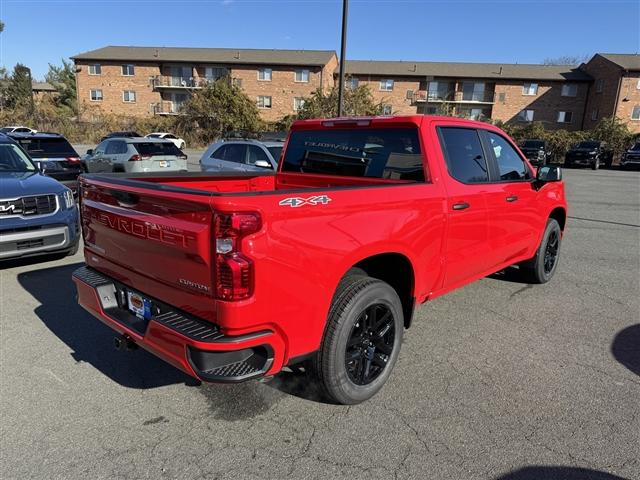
86, 149, 94, 156
254, 160, 272, 169
536, 165, 562, 183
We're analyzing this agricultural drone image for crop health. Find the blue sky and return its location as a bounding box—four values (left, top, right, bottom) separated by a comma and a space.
1, 0, 638, 80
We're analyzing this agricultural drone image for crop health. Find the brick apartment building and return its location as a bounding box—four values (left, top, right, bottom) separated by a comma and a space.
71, 46, 338, 122
71, 46, 640, 133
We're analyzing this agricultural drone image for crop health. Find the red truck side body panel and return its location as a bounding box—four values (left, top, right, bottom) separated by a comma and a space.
74, 115, 567, 382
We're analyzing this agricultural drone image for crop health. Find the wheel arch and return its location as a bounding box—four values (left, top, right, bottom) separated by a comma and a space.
549, 206, 567, 231
342, 252, 416, 329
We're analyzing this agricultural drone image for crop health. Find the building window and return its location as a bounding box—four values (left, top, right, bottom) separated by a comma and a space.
428, 81, 449, 101
518, 109, 534, 122
426, 107, 437, 114
90, 89, 103, 101
347, 77, 359, 89
522, 83, 538, 96
88, 64, 101, 75
122, 64, 135, 76
379, 79, 394, 91
123, 90, 136, 103
561, 83, 578, 97
405, 90, 414, 100
294, 69, 310, 83
557, 111, 573, 123
591, 108, 599, 121
205, 67, 227, 82
498, 92, 506, 103
257, 96, 272, 109
462, 82, 486, 102
595, 79, 604, 93
382, 105, 393, 115
232, 78, 243, 88
632, 106, 640, 120
257, 68, 272, 81
293, 97, 305, 111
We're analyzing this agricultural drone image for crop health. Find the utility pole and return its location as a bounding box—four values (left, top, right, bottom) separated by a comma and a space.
337, 0, 349, 117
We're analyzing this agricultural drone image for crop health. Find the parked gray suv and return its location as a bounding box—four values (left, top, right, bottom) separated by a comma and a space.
84, 137, 188, 173
199, 139, 282, 172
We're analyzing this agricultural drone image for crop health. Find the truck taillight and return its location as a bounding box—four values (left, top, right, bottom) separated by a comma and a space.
214, 212, 261, 301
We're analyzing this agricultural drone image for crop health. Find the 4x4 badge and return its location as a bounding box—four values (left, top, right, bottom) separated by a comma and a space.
279, 195, 332, 208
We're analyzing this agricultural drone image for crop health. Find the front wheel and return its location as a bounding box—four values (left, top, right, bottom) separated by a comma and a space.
521, 218, 562, 284
592, 157, 600, 170
313, 276, 404, 404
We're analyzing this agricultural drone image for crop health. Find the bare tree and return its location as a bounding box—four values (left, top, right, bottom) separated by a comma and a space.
543, 54, 591, 66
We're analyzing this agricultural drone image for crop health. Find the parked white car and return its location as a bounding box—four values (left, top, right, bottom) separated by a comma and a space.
145, 132, 185, 150
1, 125, 37, 134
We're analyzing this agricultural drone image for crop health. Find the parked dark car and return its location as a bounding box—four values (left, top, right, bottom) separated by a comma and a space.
564, 140, 613, 170
620, 142, 640, 170
100, 131, 141, 142
520, 139, 552, 166
8, 132, 83, 195
0, 134, 80, 260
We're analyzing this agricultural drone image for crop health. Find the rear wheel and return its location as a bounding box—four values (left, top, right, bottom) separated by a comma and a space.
591, 157, 600, 170
313, 275, 403, 404
521, 218, 561, 284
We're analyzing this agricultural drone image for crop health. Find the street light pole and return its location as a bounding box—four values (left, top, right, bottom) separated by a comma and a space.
337, 0, 349, 117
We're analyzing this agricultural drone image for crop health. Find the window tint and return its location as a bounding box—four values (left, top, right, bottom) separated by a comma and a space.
105, 141, 118, 155
134, 142, 183, 157
247, 145, 270, 165
0, 143, 36, 172
94, 141, 108, 154
282, 128, 424, 181
486, 132, 529, 181
267, 146, 283, 162
439, 127, 488, 183
212, 144, 247, 164
14, 137, 76, 158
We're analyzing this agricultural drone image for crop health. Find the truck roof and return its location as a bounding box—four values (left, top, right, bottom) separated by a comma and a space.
290, 115, 493, 129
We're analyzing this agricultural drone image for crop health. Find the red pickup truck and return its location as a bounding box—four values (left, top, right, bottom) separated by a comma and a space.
73, 115, 567, 404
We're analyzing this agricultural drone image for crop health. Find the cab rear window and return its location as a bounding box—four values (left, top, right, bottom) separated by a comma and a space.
282, 128, 425, 181
15, 137, 77, 157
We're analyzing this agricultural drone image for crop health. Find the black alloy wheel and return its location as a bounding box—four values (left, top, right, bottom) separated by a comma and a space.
543, 229, 559, 275
345, 304, 395, 385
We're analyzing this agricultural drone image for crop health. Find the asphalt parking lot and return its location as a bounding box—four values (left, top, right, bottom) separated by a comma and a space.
1, 168, 639, 480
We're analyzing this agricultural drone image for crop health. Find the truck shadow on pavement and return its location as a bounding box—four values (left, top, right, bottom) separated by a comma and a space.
17, 262, 197, 389
495, 466, 629, 480
611, 324, 640, 377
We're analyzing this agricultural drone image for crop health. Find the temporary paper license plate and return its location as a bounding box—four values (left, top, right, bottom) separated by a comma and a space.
127, 291, 152, 320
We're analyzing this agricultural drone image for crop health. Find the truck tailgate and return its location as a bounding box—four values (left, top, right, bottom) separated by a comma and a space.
80, 178, 216, 317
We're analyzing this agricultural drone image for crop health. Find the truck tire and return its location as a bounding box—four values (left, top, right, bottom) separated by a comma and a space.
313, 275, 404, 404
521, 218, 561, 284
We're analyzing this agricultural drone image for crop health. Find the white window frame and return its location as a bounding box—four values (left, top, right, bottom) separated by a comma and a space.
557, 111, 573, 123
595, 79, 604, 93
382, 104, 393, 115
293, 97, 305, 111
257, 96, 272, 109
122, 90, 136, 103
257, 68, 272, 81
89, 89, 103, 101
88, 64, 101, 76
121, 64, 135, 76
294, 69, 310, 83
518, 109, 534, 122
522, 83, 538, 96
631, 105, 640, 120
561, 83, 578, 97
379, 79, 394, 91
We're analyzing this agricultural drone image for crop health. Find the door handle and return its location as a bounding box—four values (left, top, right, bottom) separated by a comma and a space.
506, 195, 519, 202
452, 202, 470, 211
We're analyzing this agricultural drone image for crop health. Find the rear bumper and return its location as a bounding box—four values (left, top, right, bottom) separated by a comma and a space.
72, 266, 281, 383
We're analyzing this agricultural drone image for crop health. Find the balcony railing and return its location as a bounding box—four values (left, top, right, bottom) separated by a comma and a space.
413, 90, 495, 104
152, 101, 186, 115
151, 75, 232, 90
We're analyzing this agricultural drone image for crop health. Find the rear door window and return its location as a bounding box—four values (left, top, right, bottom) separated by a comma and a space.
134, 142, 183, 157
212, 144, 247, 164
282, 128, 425, 181
14, 137, 77, 158
438, 127, 489, 183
